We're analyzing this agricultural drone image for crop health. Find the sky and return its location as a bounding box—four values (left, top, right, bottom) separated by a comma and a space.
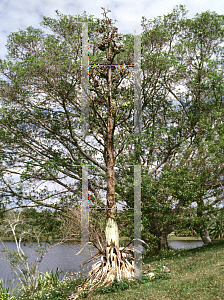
0, 0, 224, 59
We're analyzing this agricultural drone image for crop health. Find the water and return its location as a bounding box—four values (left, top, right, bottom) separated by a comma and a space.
0, 239, 204, 291
168, 240, 204, 250
0, 241, 98, 292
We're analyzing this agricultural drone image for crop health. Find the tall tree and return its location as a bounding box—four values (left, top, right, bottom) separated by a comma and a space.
0, 7, 140, 295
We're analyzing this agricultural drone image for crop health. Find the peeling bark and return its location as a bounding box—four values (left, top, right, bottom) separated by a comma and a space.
105, 217, 119, 247
105, 26, 118, 248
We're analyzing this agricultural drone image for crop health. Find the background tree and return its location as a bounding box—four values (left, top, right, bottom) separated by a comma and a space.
116, 5, 224, 249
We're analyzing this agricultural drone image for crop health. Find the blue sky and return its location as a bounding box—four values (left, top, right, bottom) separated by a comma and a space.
0, 0, 224, 59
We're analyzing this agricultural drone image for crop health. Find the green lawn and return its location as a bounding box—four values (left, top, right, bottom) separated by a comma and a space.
89, 240, 224, 300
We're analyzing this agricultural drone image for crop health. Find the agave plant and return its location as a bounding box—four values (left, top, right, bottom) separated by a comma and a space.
70, 227, 149, 299
0, 279, 23, 300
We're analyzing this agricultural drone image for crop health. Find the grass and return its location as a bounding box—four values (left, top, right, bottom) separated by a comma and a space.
88, 240, 224, 300
10, 239, 223, 300
95, 237, 222, 299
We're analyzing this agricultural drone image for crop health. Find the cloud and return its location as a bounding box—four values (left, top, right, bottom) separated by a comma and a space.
0, 0, 223, 58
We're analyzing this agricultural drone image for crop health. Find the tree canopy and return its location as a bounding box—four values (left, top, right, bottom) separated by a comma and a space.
0, 4, 224, 250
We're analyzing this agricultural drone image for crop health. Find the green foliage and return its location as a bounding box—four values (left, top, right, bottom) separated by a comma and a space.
114, 4, 224, 247
94, 278, 132, 295
208, 208, 224, 239
94, 273, 170, 296
17, 277, 82, 300
0, 4, 224, 262
0, 208, 61, 241
0, 279, 23, 299
20, 208, 63, 241
36, 268, 69, 289
0, 210, 65, 294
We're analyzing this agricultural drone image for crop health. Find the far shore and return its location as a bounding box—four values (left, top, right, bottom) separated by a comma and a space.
167, 236, 202, 241
2, 236, 223, 243
0, 236, 204, 242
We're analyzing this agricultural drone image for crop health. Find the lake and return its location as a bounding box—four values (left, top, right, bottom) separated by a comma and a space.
0, 240, 98, 292
0, 239, 204, 291
168, 240, 204, 250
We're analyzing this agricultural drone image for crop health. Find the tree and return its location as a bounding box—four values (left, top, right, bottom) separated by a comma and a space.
115, 5, 224, 249
0, 7, 143, 296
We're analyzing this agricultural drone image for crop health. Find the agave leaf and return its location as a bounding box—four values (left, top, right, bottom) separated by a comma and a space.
80, 252, 101, 269
76, 242, 95, 255
114, 245, 122, 262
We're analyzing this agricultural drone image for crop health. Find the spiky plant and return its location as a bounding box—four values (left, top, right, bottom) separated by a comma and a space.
69, 231, 147, 299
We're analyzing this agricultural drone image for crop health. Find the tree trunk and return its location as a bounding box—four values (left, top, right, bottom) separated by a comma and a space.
105, 48, 119, 248
200, 229, 212, 245
105, 217, 119, 247
159, 231, 169, 250
196, 198, 212, 245
151, 221, 174, 251
105, 115, 119, 247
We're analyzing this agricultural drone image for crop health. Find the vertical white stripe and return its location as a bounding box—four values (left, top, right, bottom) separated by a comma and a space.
81, 22, 89, 137
134, 165, 142, 278
81, 165, 89, 245
134, 25, 142, 135
81, 165, 89, 277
